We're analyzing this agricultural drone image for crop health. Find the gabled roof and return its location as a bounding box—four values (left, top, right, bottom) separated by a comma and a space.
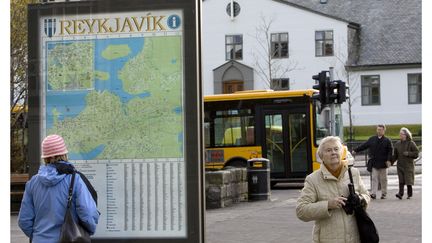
276, 0, 421, 66
212, 60, 254, 71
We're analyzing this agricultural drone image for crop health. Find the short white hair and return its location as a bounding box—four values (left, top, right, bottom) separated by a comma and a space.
317, 136, 343, 160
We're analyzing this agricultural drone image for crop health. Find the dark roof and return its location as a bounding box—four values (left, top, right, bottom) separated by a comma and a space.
276, 0, 421, 66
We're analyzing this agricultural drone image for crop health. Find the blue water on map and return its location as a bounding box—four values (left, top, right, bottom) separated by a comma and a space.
68, 144, 106, 160
173, 106, 182, 114
45, 38, 148, 159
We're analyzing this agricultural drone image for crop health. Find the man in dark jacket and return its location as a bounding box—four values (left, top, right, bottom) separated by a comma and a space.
352, 124, 393, 199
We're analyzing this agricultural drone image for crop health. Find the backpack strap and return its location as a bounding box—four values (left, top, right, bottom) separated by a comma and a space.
76, 171, 98, 206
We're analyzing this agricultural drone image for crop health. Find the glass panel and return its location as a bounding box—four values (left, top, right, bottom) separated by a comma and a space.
226, 45, 233, 60
281, 43, 288, 57
204, 122, 210, 147
315, 40, 323, 56
271, 43, 277, 57
226, 36, 233, 44
281, 33, 288, 42
324, 41, 333, 55
234, 35, 242, 44
273, 43, 280, 57
290, 113, 308, 173
325, 30, 333, 39
334, 105, 343, 139
315, 101, 329, 145
371, 86, 380, 104
361, 86, 370, 105
235, 44, 242, 59
409, 85, 418, 103
271, 33, 277, 42
315, 31, 324, 40
213, 114, 254, 146
265, 114, 285, 174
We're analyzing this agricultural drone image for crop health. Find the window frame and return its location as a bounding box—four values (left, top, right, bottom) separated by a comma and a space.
271, 32, 289, 59
407, 73, 422, 104
271, 78, 290, 90
361, 75, 381, 106
315, 30, 334, 57
225, 34, 243, 60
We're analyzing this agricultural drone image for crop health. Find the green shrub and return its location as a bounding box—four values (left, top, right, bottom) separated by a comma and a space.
344, 124, 422, 141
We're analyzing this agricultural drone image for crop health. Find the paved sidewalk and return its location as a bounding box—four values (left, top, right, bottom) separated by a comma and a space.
205, 174, 422, 243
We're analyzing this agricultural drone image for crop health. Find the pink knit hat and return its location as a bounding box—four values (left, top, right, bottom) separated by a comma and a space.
41, 134, 69, 158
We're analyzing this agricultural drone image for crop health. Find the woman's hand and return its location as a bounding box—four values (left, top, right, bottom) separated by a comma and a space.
328, 197, 347, 210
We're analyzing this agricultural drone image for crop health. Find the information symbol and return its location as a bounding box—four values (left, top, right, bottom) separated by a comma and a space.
167, 15, 181, 29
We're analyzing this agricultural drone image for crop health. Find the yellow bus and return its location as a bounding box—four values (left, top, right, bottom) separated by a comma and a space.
204, 89, 344, 185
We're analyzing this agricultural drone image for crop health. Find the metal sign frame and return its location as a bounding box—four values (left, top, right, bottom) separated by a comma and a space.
27, 0, 204, 242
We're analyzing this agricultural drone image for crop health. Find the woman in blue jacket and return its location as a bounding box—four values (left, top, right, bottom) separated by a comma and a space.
18, 134, 100, 243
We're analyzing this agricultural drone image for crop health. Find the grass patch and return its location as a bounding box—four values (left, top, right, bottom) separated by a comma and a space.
344, 124, 422, 141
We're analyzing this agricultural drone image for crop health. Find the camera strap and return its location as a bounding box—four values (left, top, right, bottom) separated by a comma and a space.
348, 166, 355, 188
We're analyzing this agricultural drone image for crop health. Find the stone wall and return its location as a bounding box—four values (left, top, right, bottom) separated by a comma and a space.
205, 168, 248, 209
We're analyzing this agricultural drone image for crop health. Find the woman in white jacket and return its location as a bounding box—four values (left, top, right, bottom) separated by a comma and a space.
296, 136, 370, 243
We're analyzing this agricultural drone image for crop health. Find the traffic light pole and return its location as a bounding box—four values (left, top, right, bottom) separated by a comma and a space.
329, 67, 336, 136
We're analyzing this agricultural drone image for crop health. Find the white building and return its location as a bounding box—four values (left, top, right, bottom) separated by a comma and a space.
202, 0, 421, 126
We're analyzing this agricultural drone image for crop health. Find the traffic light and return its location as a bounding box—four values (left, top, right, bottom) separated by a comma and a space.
312, 71, 329, 104
327, 80, 348, 104
336, 80, 348, 104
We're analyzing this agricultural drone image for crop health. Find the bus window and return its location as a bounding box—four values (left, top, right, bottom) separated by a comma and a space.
213, 109, 254, 147
315, 102, 343, 144
334, 104, 344, 139
204, 122, 211, 147
315, 102, 329, 144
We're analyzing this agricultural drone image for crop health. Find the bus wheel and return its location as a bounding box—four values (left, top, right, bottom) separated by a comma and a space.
224, 160, 247, 168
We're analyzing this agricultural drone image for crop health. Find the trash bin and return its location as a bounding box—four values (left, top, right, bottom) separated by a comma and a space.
247, 158, 270, 201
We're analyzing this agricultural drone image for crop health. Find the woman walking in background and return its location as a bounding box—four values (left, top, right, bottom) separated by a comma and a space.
392, 127, 419, 199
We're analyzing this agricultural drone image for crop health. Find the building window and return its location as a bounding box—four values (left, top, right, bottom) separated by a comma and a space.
408, 73, 421, 104
315, 30, 333, 56
361, 75, 380, 106
271, 78, 289, 90
226, 35, 243, 60
223, 80, 244, 94
271, 33, 288, 58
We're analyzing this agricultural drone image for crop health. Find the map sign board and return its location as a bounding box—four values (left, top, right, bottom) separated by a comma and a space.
28, 1, 203, 242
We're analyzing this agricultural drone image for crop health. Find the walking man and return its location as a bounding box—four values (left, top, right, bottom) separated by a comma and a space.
352, 124, 393, 199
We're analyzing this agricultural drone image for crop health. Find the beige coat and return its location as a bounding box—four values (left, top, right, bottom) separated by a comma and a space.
296, 164, 370, 243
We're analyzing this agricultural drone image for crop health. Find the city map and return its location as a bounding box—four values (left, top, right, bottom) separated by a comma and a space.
45, 36, 184, 160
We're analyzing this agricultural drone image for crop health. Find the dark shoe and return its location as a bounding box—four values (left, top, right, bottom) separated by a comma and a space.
395, 194, 402, 200
370, 194, 376, 199
407, 196, 412, 199
381, 194, 386, 199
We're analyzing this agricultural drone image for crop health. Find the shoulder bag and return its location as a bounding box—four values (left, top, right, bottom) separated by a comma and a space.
59, 173, 91, 243
347, 167, 380, 243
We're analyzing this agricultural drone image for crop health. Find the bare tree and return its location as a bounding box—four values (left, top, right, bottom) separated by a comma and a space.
330, 39, 362, 144
250, 15, 298, 89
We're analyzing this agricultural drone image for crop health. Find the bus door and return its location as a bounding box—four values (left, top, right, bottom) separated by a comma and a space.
258, 106, 312, 181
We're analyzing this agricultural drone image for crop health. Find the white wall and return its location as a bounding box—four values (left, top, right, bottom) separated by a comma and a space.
202, 0, 422, 126
202, 0, 349, 94
344, 68, 422, 126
